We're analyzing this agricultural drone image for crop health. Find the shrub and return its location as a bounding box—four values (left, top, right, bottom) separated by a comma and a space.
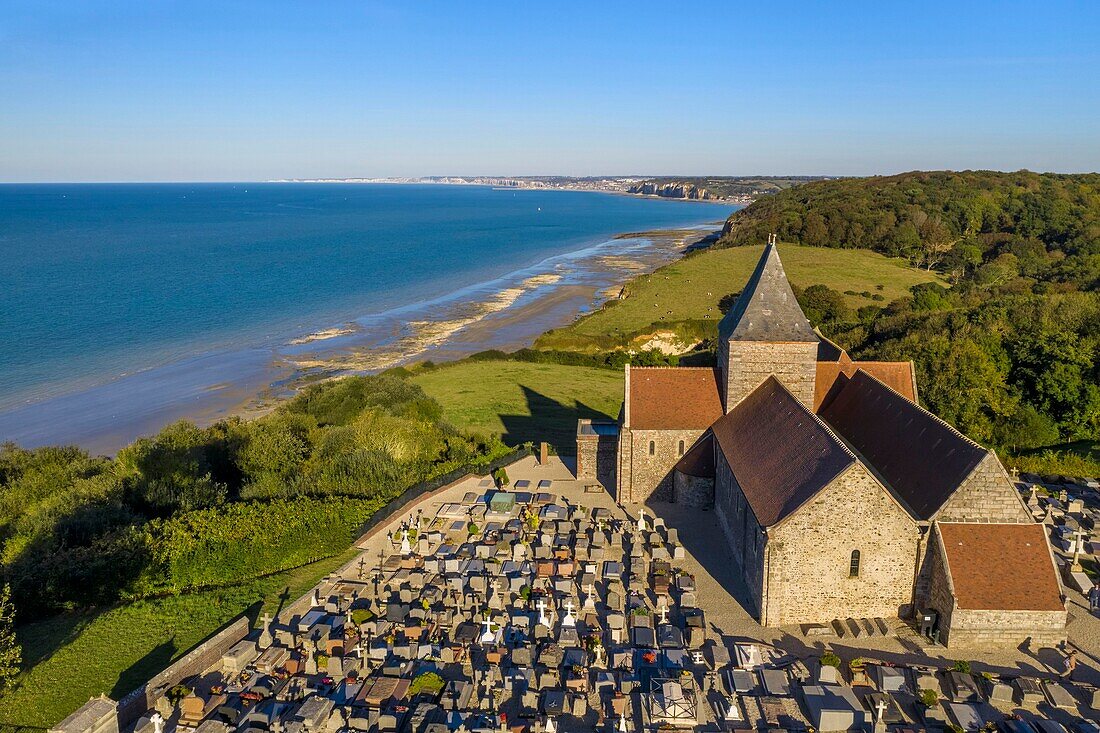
409, 671, 445, 697
820, 651, 842, 668
950, 659, 971, 674
919, 688, 939, 708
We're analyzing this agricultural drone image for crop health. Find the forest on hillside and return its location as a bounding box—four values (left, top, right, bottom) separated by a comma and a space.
721, 170, 1100, 471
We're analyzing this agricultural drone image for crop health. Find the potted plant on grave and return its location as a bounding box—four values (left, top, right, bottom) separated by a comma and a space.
467, 522, 479, 539
848, 656, 870, 686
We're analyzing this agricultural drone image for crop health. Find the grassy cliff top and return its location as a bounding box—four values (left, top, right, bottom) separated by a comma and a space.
535, 243, 942, 351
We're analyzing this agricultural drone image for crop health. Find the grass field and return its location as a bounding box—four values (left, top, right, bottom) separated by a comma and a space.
0, 546, 361, 728
412, 361, 624, 450
536, 243, 943, 351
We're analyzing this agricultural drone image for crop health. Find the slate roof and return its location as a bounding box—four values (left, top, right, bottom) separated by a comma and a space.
937, 523, 1063, 612
718, 244, 818, 343
819, 370, 987, 520
628, 367, 723, 430
814, 361, 917, 411
711, 376, 855, 527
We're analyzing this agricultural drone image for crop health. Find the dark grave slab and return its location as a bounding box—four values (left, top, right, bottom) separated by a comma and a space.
631, 626, 656, 648
657, 624, 684, 649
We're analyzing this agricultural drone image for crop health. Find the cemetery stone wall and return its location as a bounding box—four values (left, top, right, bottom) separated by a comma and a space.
116, 616, 251, 726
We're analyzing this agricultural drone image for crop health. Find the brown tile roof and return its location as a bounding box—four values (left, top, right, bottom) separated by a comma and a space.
937, 523, 1063, 612
718, 244, 818, 343
815, 361, 916, 411
819, 370, 986, 521
628, 367, 723, 430
711, 376, 855, 527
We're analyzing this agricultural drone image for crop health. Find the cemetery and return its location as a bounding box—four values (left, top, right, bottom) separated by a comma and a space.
51, 452, 1100, 733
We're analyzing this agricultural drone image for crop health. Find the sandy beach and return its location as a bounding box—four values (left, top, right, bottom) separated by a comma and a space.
0, 225, 718, 454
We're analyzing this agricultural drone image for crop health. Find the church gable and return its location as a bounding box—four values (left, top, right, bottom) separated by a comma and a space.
935, 452, 1032, 523
765, 462, 920, 626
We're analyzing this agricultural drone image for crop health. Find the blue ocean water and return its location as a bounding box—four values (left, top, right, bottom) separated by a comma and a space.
0, 183, 734, 413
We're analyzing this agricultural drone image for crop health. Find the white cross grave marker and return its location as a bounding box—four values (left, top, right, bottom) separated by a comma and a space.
480, 618, 496, 644
537, 598, 550, 627
400, 529, 412, 555
562, 599, 576, 627
637, 509, 646, 532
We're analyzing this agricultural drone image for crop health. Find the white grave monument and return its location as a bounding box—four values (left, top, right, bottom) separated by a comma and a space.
637, 509, 646, 532
561, 600, 576, 627
151, 713, 165, 733
480, 618, 496, 644
400, 529, 412, 556
537, 598, 550, 627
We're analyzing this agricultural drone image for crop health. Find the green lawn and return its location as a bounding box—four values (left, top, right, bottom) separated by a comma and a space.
0, 546, 361, 728
412, 361, 624, 450
536, 243, 942, 351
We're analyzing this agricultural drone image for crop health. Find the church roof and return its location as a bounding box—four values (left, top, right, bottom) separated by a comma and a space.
819, 370, 987, 520
628, 367, 723, 430
718, 244, 818, 343
937, 523, 1063, 612
814, 361, 917, 411
711, 376, 855, 527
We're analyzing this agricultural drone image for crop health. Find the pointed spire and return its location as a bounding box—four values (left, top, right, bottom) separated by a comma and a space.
718, 237, 817, 343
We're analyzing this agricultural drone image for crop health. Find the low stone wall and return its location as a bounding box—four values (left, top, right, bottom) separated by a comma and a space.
116, 616, 250, 726
943, 608, 1067, 648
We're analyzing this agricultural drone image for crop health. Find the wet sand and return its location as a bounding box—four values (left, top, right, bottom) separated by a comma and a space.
0, 226, 717, 454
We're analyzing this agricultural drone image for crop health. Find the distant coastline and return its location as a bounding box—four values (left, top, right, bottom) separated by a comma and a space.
0, 186, 735, 455
266, 175, 824, 204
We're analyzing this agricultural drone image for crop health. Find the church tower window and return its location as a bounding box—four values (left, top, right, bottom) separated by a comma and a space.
648, 440, 655, 455
678, 440, 685, 456
849, 550, 861, 578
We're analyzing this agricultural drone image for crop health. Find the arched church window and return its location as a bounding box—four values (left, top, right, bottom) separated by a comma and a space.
849, 550, 861, 578
648, 441, 655, 455
678, 440, 685, 456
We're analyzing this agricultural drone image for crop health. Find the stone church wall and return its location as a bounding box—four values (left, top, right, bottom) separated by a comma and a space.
673, 471, 714, 508
617, 427, 705, 504
576, 421, 617, 490
920, 527, 1066, 647
936, 453, 1031, 523
766, 463, 920, 626
723, 341, 818, 411
714, 449, 766, 619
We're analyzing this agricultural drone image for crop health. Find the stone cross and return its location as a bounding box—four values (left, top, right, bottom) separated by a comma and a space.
874, 697, 888, 723
400, 529, 412, 556
618, 715, 628, 733
658, 601, 669, 625
545, 717, 556, 733
637, 509, 646, 532
692, 651, 704, 665
583, 584, 597, 610
724, 696, 741, 721
537, 598, 550, 627
151, 713, 165, 733
1072, 528, 1088, 571
480, 618, 496, 644
562, 600, 576, 627
259, 612, 273, 648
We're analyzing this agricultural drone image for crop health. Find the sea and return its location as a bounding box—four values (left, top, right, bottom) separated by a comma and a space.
0, 183, 737, 452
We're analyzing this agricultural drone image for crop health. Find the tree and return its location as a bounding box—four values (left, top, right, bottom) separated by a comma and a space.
0, 583, 22, 691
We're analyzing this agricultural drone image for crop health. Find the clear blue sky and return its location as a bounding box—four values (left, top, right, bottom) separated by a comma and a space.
2, 1, 1098, 181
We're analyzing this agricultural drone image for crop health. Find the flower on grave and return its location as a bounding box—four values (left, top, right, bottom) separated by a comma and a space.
642, 651, 657, 664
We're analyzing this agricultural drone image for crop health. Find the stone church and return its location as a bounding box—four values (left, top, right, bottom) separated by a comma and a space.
577, 241, 1066, 647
